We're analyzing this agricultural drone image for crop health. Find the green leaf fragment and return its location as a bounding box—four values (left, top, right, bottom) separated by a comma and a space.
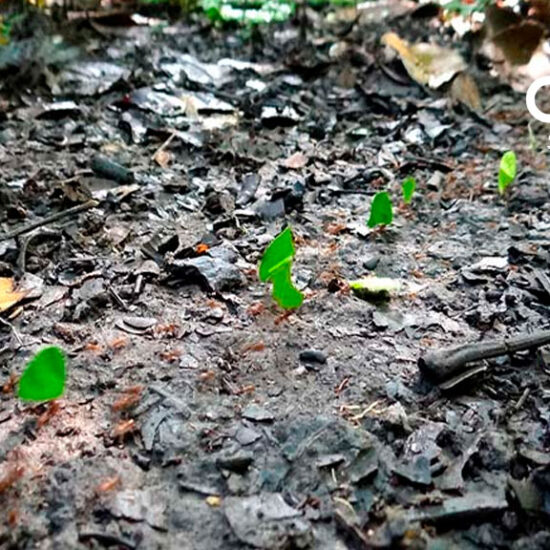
367, 191, 393, 228
270, 262, 304, 309
18, 346, 66, 402
259, 226, 295, 281
401, 176, 416, 204
259, 226, 303, 310
349, 277, 401, 301
498, 150, 516, 195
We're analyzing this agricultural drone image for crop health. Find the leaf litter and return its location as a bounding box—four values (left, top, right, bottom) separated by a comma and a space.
0, 3, 550, 549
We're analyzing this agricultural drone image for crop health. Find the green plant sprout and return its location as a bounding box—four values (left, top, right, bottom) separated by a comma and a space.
498, 151, 517, 195
18, 346, 66, 402
367, 191, 393, 228
527, 122, 538, 152
401, 176, 416, 204
259, 227, 304, 309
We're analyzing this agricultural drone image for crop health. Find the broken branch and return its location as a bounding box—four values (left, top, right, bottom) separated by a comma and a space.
0, 199, 99, 242
418, 329, 550, 382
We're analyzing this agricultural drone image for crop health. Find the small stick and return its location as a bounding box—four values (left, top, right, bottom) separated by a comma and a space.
0, 199, 99, 242
133, 274, 143, 296
78, 531, 136, 550
419, 329, 550, 382
438, 364, 488, 392
17, 228, 61, 273
151, 130, 177, 162
514, 388, 530, 411
107, 284, 128, 311
0, 317, 22, 346
91, 156, 134, 184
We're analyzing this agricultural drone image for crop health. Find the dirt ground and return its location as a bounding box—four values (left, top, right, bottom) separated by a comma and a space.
1, 4, 550, 549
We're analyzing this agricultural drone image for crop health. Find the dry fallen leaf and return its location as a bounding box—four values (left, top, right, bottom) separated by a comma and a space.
484, 5, 544, 66
0, 278, 28, 314
153, 149, 172, 169
450, 72, 482, 111
284, 152, 308, 170
493, 22, 544, 66
480, 4, 549, 91
529, 0, 550, 25
382, 32, 466, 89
182, 95, 199, 118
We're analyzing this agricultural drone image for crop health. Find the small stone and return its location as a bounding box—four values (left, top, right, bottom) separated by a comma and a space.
122, 316, 157, 330
235, 425, 262, 446
167, 247, 244, 293
393, 456, 432, 487
216, 450, 254, 473
206, 495, 222, 507
299, 349, 327, 364
363, 255, 380, 270
241, 404, 274, 422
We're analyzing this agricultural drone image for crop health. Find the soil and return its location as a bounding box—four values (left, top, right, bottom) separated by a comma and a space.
1, 4, 550, 549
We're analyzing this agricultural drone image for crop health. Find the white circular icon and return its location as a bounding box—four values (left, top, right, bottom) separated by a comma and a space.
526, 76, 550, 123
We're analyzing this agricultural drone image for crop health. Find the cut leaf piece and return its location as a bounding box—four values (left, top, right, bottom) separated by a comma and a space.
368, 192, 393, 228
0, 277, 28, 313
270, 263, 304, 310
349, 277, 401, 301
259, 227, 295, 282
18, 346, 66, 402
401, 177, 416, 204
258, 227, 303, 310
498, 151, 517, 194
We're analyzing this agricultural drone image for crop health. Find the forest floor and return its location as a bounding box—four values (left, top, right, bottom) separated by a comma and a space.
1, 4, 550, 549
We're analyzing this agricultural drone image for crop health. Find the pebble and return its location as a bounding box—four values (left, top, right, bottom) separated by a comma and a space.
299, 349, 327, 364
363, 255, 380, 270
241, 404, 274, 422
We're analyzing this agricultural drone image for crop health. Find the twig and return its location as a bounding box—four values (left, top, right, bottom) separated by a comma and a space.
419, 329, 550, 383
133, 274, 143, 296
17, 228, 61, 273
350, 400, 383, 422
438, 364, 488, 392
0, 200, 99, 242
78, 531, 135, 550
0, 317, 23, 346
514, 388, 530, 411
151, 129, 177, 162
108, 284, 129, 311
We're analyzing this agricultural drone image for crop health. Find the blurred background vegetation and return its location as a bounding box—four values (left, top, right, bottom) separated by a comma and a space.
0, 0, 494, 39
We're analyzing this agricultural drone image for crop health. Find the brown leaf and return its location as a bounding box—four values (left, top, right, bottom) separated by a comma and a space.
483, 5, 544, 66
480, 5, 549, 91
484, 4, 522, 36
381, 32, 466, 89
492, 22, 544, 66
529, 0, 550, 25
450, 72, 482, 111
153, 149, 172, 169
284, 152, 308, 170
0, 278, 28, 314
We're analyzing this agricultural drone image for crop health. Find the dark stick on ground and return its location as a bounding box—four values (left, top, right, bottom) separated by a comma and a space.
78, 531, 136, 549
418, 329, 550, 382
91, 155, 134, 184
0, 199, 99, 242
